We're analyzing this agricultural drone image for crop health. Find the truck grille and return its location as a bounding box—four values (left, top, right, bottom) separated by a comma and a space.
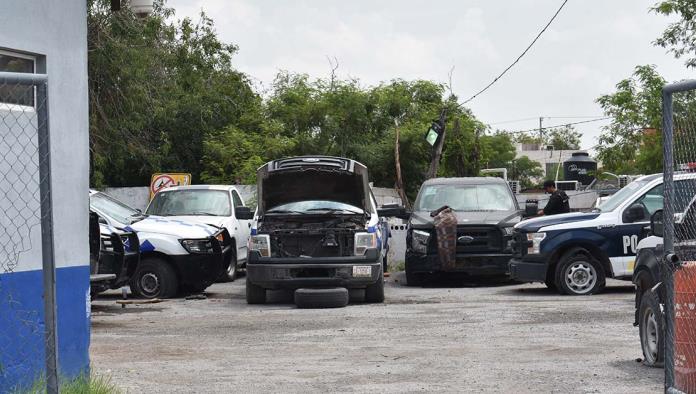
455, 226, 503, 253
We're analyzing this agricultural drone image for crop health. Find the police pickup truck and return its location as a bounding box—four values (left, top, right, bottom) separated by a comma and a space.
510, 173, 675, 295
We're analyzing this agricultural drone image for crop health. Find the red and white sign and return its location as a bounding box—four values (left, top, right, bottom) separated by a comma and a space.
149, 173, 191, 199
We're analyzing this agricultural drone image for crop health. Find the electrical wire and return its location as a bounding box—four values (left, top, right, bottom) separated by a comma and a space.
488, 115, 607, 126
500, 117, 611, 134
458, 0, 570, 106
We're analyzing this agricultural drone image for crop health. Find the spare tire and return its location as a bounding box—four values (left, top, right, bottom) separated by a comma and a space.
294, 287, 349, 309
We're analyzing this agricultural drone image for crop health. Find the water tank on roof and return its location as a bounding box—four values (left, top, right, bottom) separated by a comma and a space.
563, 152, 597, 186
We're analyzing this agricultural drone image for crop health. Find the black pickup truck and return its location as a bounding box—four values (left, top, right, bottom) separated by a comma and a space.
404, 177, 533, 286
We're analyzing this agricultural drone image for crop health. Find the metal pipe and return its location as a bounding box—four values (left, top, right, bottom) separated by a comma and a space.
0, 71, 48, 85
662, 84, 675, 393
36, 78, 60, 394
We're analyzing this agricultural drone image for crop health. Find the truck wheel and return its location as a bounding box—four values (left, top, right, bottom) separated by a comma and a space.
555, 250, 606, 295
294, 288, 349, 308
365, 269, 385, 303
223, 250, 238, 282
405, 261, 423, 287
639, 290, 664, 367
130, 258, 178, 299
246, 276, 266, 304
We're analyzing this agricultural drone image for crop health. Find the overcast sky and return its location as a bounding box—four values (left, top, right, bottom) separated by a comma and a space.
168, 0, 689, 151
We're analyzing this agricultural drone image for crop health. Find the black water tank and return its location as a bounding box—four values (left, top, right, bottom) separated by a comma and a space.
563, 152, 597, 186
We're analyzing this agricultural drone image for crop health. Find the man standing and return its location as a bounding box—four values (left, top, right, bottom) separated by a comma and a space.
538, 180, 570, 216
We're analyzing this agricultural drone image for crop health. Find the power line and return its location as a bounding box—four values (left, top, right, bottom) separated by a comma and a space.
500, 117, 611, 134
458, 0, 570, 106
488, 115, 605, 126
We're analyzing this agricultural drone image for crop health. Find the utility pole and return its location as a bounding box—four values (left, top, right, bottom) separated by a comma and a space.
538, 116, 544, 148
426, 110, 447, 179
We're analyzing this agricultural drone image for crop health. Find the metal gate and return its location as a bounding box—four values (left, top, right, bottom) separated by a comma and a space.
0, 71, 59, 392
662, 79, 696, 394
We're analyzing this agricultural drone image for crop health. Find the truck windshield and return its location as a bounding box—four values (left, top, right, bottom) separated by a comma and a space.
90, 192, 142, 224
147, 190, 231, 217
415, 184, 515, 212
596, 180, 650, 212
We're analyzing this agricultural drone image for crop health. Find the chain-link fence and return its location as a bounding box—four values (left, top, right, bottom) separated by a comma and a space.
663, 79, 696, 393
0, 72, 58, 392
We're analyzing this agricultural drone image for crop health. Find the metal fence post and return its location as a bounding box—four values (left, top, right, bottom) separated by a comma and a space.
662, 86, 675, 392
37, 79, 59, 393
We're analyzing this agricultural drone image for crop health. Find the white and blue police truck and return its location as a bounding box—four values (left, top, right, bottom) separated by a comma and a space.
89, 190, 233, 298
510, 173, 696, 295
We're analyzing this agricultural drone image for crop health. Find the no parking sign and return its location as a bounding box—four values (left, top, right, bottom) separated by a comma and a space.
149, 173, 191, 200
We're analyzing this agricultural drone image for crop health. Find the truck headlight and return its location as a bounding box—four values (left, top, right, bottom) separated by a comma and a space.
354, 232, 377, 256
502, 227, 514, 236
180, 239, 214, 254
411, 229, 430, 254
527, 232, 546, 254
249, 234, 271, 257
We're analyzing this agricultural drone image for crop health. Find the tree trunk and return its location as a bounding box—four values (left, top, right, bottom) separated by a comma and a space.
394, 124, 411, 209
426, 120, 446, 179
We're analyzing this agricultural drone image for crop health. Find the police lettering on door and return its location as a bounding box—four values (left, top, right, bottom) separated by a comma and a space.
623, 234, 638, 255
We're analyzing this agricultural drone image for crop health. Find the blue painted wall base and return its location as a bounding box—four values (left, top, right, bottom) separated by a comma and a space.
0, 265, 90, 392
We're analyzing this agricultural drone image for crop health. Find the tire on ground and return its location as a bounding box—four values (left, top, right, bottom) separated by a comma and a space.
364, 268, 385, 303
220, 248, 238, 282
554, 248, 606, 295
246, 276, 267, 304
130, 258, 179, 299
639, 290, 664, 367
294, 287, 349, 308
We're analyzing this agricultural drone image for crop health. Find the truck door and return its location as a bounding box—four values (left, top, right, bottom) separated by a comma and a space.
231, 189, 250, 262
617, 184, 664, 276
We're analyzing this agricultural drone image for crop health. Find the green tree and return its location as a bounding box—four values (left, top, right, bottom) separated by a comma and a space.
510, 156, 544, 189
88, 0, 261, 186
547, 125, 582, 150
653, 0, 696, 68
595, 65, 664, 174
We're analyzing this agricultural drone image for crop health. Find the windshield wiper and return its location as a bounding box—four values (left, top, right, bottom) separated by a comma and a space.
190, 211, 218, 216
128, 212, 148, 223
306, 208, 363, 214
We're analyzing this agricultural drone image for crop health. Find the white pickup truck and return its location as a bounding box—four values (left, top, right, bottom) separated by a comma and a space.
146, 185, 253, 281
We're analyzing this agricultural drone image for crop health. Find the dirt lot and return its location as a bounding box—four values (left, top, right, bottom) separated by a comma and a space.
90, 275, 662, 393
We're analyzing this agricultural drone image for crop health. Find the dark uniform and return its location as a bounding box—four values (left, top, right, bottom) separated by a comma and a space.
543, 190, 570, 215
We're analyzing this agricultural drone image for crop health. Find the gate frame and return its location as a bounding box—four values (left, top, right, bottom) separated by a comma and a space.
0, 71, 58, 393
662, 79, 696, 394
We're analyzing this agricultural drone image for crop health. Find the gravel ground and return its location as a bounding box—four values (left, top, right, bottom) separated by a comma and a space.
90, 274, 662, 393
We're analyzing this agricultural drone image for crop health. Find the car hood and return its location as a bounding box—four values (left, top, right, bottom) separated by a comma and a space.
257, 156, 371, 215
410, 210, 522, 229
160, 215, 227, 229
126, 215, 218, 238
514, 212, 601, 233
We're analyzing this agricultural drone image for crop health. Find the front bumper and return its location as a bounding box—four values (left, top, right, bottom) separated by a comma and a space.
508, 256, 547, 283
171, 230, 232, 289
405, 251, 511, 276
247, 248, 382, 290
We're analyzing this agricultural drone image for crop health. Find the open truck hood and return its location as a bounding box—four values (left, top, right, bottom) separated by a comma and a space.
256, 156, 372, 215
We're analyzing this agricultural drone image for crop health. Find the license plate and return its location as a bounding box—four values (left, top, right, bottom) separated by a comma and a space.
352, 265, 372, 278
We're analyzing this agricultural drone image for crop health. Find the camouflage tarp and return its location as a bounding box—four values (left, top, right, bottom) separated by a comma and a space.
431, 206, 457, 270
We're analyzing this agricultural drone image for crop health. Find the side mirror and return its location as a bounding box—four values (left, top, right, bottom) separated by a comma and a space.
650, 210, 664, 238
623, 203, 647, 223
377, 203, 410, 219
235, 206, 254, 220
524, 199, 538, 218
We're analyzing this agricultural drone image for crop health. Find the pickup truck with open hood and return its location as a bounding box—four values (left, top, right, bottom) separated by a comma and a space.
245, 156, 396, 305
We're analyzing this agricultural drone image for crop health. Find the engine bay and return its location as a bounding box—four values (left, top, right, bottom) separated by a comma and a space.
258, 215, 366, 258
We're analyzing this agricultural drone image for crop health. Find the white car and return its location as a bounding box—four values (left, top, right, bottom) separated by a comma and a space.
146, 185, 253, 281
90, 190, 233, 298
